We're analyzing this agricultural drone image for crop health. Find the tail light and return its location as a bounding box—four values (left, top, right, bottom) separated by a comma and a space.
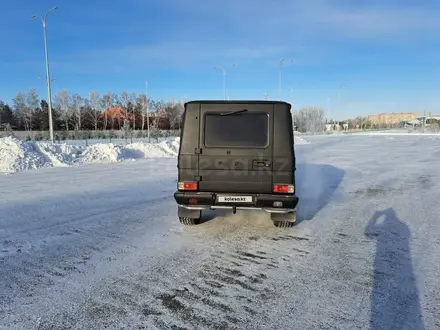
178, 181, 198, 191
273, 184, 294, 194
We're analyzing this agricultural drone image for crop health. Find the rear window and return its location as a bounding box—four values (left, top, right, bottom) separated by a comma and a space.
204, 112, 268, 147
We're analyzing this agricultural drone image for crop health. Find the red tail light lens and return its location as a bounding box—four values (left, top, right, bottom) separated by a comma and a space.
178, 181, 198, 191
273, 184, 294, 193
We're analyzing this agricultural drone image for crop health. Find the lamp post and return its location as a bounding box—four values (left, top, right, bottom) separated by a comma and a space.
214, 64, 235, 100
145, 78, 154, 142
31, 6, 58, 143
338, 85, 345, 130
279, 58, 295, 100
290, 87, 295, 130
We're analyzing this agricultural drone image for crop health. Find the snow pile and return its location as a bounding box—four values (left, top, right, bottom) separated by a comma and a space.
78, 143, 124, 164
0, 136, 49, 173
294, 136, 310, 145
37, 142, 83, 166
123, 138, 179, 158
124, 142, 166, 158
157, 137, 180, 156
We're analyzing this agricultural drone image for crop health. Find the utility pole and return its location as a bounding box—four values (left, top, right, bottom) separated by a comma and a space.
146, 80, 150, 142
31, 6, 58, 143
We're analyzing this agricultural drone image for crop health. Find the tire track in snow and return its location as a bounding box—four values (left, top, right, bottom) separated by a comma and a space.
34, 231, 313, 330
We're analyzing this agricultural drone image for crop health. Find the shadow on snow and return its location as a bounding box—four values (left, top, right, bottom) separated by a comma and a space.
295, 163, 345, 224
365, 208, 425, 330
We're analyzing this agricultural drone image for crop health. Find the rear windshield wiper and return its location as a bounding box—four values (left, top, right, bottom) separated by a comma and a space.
220, 109, 248, 116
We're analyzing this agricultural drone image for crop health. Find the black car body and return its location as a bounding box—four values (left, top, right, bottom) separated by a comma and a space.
174, 100, 299, 227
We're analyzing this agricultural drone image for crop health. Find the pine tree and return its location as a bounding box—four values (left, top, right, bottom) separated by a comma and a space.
0, 101, 16, 129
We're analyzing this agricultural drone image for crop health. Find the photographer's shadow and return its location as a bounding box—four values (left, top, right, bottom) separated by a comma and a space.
365, 209, 425, 330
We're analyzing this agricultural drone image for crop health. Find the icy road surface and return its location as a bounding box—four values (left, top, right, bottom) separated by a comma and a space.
1, 135, 439, 330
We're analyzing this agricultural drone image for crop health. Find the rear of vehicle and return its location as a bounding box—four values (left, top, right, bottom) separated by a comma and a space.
174, 100, 298, 227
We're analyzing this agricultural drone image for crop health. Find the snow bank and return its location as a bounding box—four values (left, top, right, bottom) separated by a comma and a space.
0, 136, 306, 174
0, 136, 48, 173
78, 143, 123, 164
0, 136, 180, 174
294, 136, 310, 145
36, 142, 83, 166
124, 138, 180, 158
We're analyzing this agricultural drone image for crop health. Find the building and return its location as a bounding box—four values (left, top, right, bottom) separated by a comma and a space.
367, 112, 418, 125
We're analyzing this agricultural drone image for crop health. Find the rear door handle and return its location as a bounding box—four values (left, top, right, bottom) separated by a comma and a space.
253, 160, 271, 167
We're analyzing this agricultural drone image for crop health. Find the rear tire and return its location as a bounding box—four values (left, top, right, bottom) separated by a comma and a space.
179, 217, 201, 226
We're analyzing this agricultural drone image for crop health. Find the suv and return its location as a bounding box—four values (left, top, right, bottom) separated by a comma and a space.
173, 100, 299, 228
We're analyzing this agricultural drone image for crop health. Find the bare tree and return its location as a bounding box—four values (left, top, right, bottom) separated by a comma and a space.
120, 91, 130, 129
294, 106, 326, 133
152, 100, 166, 117
110, 93, 122, 129
89, 91, 101, 130
137, 93, 148, 132
25, 88, 40, 131
150, 115, 162, 141
129, 92, 137, 130
431, 120, 440, 132
174, 100, 184, 130
12, 92, 30, 131
71, 94, 85, 131
102, 92, 112, 130
55, 89, 72, 130
163, 102, 181, 130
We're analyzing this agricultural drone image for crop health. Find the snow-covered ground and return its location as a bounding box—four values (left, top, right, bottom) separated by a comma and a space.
350, 129, 440, 136
1, 134, 439, 330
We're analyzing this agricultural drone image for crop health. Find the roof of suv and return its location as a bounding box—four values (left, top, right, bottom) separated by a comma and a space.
185, 100, 291, 106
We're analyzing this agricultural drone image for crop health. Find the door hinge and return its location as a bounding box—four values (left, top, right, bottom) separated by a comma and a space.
194, 148, 202, 154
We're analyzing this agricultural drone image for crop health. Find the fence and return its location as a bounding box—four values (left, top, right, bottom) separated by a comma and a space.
1, 129, 181, 145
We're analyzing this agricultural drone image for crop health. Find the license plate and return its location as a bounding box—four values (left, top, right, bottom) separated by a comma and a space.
217, 195, 253, 203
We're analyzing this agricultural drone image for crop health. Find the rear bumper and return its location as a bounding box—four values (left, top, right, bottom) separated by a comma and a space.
174, 191, 298, 213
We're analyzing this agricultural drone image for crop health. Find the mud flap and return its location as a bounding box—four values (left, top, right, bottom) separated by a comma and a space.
178, 206, 201, 219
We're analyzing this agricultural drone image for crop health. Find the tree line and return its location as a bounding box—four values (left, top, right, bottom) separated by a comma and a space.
0, 89, 184, 133
293, 107, 440, 133
2, 90, 438, 136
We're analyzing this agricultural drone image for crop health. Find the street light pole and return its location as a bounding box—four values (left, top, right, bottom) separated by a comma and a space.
214, 66, 226, 100
279, 58, 295, 100
31, 6, 58, 143
289, 87, 295, 130
338, 85, 344, 130
214, 64, 235, 100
